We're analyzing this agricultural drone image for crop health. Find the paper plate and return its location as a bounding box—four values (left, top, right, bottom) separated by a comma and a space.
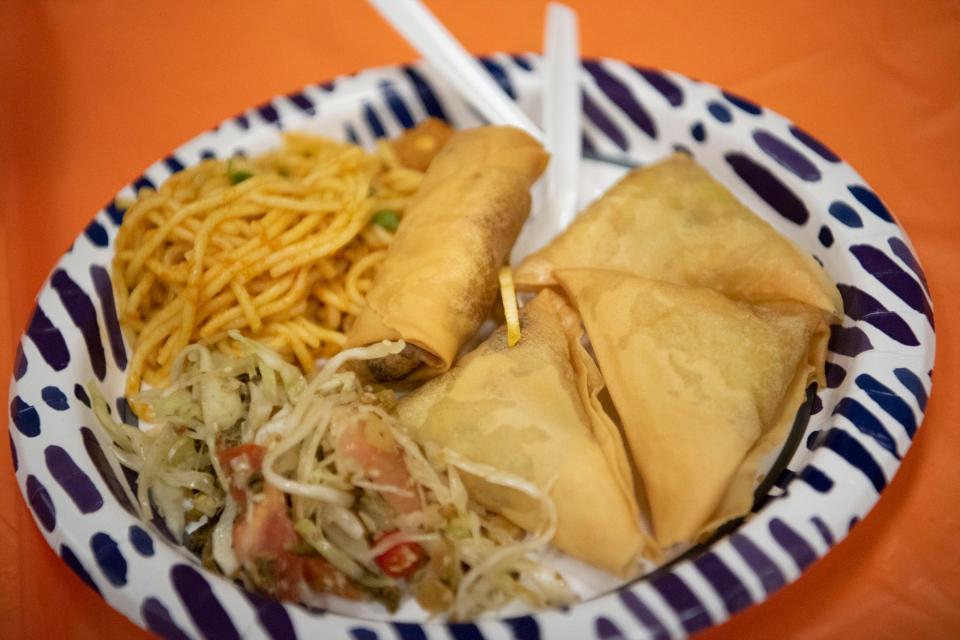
8, 54, 935, 639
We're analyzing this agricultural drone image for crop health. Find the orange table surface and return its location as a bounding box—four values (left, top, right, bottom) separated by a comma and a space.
2, 1, 959, 638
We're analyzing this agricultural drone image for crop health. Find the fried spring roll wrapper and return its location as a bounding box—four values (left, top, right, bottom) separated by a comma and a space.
516, 153, 842, 318
346, 126, 549, 379
397, 290, 651, 575
556, 268, 829, 550
390, 117, 455, 171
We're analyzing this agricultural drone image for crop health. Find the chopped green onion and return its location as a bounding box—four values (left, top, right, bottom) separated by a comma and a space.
289, 540, 320, 556
226, 159, 254, 185
372, 210, 400, 231
228, 169, 254, 185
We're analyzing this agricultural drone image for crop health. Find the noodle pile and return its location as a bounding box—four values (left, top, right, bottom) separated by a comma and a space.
112, 133, 424, 402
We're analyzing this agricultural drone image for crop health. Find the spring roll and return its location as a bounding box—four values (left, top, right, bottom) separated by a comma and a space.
346, 126, 549, 380
555, 268, 829, 549
397, 289, 650, 575
516, 153, 842, 318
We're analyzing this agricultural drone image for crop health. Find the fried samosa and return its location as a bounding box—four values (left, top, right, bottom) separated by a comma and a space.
555, 268, 829, 549
397, 289, 650, 575
516, 153, 842, 318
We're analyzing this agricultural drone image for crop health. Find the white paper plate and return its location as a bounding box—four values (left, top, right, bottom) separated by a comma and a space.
8, 53, 935, 639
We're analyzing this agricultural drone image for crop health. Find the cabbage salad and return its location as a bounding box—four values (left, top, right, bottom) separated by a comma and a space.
91, 333, 574, 619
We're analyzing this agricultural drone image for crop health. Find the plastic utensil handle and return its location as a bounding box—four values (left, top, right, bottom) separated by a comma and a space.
542, 2, 582, 230
368, 0, 542, 140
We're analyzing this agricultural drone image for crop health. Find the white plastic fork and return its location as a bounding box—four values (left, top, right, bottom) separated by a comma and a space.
540, 2, 582, 239
511, 2, 582, 259
367, 0, 584, 259
367, 0, 542, 140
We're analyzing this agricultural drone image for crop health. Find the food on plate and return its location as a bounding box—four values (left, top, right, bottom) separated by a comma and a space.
112, 130, 442, 406
345, 126, 549, 381
95, 118, 845, 620
389, 117, 456, 172
91, 336, 574, 619
397, 290, 650, 575
555, 268, 829, 549
507, 152, 841, 549
498, 266, 521, 347
514, 153, 843, 318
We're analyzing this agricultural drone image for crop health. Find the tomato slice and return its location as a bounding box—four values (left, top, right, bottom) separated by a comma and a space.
233, 486, 298, 559
373, 531, 425, 579
217, 443, 266, 473
336, 416, 421, 514
218, 445, 364, 601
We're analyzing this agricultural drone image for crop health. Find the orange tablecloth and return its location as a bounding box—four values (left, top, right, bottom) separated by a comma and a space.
2, 1, 958, 638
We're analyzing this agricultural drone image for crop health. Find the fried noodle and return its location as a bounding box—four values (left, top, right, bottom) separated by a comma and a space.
112, 134, 423, 407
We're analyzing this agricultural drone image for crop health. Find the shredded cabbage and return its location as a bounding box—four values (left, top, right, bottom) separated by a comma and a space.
90, 336, 575, 619
212, 495, 240, 574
